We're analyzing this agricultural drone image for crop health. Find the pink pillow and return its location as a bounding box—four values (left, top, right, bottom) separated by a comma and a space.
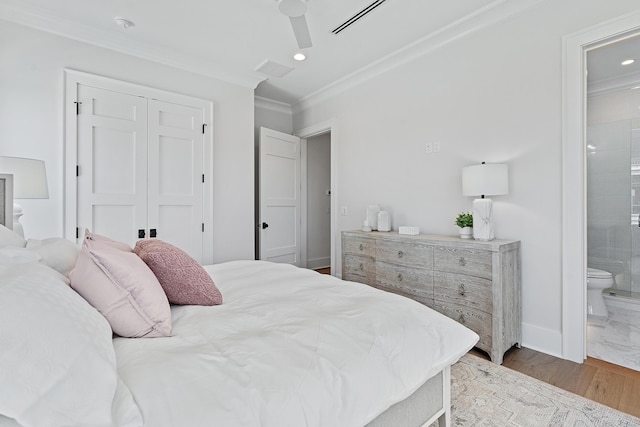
134, 239, 222, 306
69, 230, 172, 338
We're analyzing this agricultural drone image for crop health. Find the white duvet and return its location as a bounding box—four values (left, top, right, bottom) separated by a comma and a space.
114, 261, 478, 427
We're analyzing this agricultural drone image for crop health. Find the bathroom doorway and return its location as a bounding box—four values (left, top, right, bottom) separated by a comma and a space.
586, 33, 640, 371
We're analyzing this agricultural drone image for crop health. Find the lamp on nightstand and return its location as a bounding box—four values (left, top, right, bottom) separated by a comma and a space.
462, 162, 508, 241
0, 156, 49, 237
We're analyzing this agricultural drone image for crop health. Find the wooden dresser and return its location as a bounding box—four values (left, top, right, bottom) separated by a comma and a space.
342, 230, 521, 364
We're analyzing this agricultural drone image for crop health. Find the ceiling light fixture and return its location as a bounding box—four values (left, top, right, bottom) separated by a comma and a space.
621, 59, 635, 66
114, 17, 134, 29
293, 53, 306, 61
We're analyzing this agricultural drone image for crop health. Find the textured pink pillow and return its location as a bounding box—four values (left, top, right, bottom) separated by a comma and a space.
134, 239, 222, 306
69, 230, 172, 338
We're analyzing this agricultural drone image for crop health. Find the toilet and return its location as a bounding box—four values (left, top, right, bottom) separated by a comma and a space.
587, 267, 613, 319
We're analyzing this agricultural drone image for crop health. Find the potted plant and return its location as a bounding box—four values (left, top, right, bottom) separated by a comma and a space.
455, 212, 473, 239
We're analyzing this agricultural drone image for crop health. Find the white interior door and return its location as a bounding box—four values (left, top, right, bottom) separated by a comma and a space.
148, 99, 204, 262
259, 127, 301, 264
77, 85, 148, 245
76, 84, 205, 262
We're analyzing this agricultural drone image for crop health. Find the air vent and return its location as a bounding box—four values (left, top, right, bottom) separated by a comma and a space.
331, 0, 388, 35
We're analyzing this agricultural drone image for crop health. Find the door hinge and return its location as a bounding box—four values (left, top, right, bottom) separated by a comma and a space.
76, 227, 79, 239
202, 174, 205, 183
76, 165, 79, 177
202, 123, 207, 134
74, 101, 82, 115
202, 223, 205, 232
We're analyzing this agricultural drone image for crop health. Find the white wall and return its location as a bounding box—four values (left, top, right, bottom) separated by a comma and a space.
293, 0, 640, 357
306, 133, 331, 269
0, 20, 255, 262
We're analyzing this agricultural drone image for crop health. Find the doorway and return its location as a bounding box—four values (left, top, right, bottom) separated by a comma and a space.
257, 121, 336, 275
303, 132, 331, 272
562, 11, 640, 363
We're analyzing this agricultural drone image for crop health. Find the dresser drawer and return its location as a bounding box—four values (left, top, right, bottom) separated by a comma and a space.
376, 240, 433, 268
343, 235, 376, 257
343, 254, 375, 285
433, 271, 492, 314
376, 262, 434, 307
432, 303, 492, 351
433, 246, 492, 279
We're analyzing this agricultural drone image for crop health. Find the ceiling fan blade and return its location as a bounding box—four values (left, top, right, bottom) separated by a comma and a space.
289, 15, 312, 49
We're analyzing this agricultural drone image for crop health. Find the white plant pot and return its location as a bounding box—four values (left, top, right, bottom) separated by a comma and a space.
459, 227, 473, 239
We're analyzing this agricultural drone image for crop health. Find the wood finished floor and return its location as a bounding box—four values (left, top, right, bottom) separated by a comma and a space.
471, 347, 640, 419
314, 268, 640, 418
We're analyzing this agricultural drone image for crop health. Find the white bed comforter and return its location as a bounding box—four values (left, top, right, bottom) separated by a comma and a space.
114, 261, 478, 427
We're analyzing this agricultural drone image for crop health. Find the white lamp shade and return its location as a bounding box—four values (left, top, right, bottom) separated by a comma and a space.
0, 156, 49, 199
462, 163, 508, 197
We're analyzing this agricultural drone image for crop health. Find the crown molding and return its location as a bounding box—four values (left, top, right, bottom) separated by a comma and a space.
588, 71, 640, 96
254, 96, 293, 114
292, 0, 544, 114
0, 1, 265, 89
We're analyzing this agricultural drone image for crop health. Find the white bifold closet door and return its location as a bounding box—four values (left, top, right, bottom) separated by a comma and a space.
77, 85, 204, 262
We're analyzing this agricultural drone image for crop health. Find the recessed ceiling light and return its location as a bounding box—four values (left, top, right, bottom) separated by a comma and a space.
621, 59, 635, 66
293, 53, 306, 61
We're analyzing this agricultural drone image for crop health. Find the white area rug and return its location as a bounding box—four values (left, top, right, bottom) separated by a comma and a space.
446, 354, 640, 426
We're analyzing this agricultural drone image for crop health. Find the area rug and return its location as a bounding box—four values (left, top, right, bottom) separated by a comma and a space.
441, 354, 640, 426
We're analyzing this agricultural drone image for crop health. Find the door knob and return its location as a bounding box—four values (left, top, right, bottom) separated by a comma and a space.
261, 222, 269, 229
138, 229, 145, 238
150, 229, 157, 238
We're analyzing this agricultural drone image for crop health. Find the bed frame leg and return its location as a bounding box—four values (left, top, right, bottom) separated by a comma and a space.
438, 366, 451, 427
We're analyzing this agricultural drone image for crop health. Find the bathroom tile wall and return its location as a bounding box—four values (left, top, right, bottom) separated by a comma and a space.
587, 89, 640, 296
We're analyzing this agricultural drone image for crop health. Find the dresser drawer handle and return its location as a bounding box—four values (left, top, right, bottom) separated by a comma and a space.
458, 314, 466, 324
397, 250, 404, 259
458, 284, 465, 296
359, 243, 364, 251
397, 273, 403, 281
459, 257, 466, 266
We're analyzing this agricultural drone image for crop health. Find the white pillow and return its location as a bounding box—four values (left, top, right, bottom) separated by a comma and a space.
26, 237, 79, 276
0, 262, 141, 427
0, 224, 25, 248
0, 247, 42, 265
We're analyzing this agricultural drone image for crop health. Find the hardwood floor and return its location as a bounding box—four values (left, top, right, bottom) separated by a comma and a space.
471, 346, 640, 418
315, 267, 331, 275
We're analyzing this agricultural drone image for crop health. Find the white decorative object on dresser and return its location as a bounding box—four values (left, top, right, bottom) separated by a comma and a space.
342, 230, 521, 364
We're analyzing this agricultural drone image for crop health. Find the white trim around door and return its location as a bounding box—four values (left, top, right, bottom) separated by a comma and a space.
295, 119, 338, 277
562, 11, 640, 363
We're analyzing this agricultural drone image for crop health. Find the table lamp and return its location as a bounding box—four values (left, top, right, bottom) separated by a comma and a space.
462, 162, 508, 241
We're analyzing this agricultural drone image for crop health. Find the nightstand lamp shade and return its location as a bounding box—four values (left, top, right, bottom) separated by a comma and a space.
0, 156, 49, 237
462, 163, 508, 241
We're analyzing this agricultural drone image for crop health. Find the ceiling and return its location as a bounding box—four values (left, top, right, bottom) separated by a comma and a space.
0, 0, 539, 105
588, 34, 640, 88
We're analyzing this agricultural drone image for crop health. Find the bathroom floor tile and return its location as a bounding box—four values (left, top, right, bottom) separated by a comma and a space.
587, 306, 640, 372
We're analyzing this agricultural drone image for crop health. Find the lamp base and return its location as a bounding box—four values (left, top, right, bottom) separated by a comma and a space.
13, 202, 24, 238
472, 198, 494, 241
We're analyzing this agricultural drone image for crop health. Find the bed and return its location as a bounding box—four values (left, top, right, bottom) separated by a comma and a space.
0, 227, 478, 427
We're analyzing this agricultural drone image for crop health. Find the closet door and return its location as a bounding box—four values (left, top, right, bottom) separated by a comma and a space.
77, 85, 148, 245
147, 99, 204, 261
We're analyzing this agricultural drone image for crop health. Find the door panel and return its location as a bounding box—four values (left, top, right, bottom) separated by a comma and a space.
259, 127, 301, 265
148, 99, 204, 261
77, 85, 148, 245
76, 86, 205, 263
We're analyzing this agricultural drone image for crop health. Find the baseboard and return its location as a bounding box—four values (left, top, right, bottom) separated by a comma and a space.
521, 322, 563, 359
307, 257, 330, 270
